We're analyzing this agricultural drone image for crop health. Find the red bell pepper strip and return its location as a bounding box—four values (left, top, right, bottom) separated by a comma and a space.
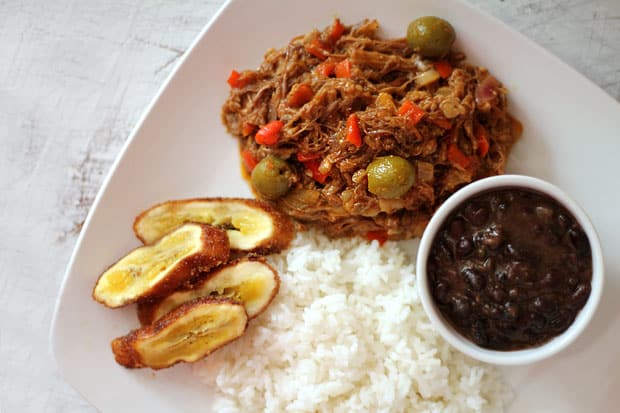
365, 230, 388, 246
447, 143, 472, 169
316, 60, 336, 77
241, 123, 257, 136
434, 61, 453, 79
255, 120, 284, 145
329, 18, 345, 43
303, 159, 328, 184
287, 84, 314, 107
475, 123, 490, 157
346, 114, 362, 147
334, 59, 352, 78
241, 150, 258, 171
227, 70, 249, 88
305, 39, 329, 60
398, 100, 426, 125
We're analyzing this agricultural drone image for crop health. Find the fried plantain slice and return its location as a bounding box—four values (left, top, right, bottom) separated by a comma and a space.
137, 258, 279, 325
111, 297, 247, 369
93, 223, 229, 308
133, 198, 294, 254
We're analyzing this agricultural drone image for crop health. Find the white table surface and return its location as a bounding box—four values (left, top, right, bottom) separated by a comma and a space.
1, 0, 618, 411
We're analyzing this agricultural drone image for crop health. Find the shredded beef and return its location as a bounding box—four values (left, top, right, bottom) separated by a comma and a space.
222, 19, 521, 240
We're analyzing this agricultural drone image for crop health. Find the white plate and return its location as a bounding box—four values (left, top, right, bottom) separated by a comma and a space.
51, 0, 620, 411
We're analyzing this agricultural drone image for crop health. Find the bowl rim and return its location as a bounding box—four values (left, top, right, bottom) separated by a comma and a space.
416, 174, 604, 365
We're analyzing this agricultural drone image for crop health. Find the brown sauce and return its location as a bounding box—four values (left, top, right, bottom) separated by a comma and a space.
427, 188, 592, 350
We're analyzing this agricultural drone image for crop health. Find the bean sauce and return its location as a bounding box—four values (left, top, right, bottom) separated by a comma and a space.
428, 188, 592, 350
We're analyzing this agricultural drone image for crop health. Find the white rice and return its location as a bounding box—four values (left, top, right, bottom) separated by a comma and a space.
194, 231, 511, 412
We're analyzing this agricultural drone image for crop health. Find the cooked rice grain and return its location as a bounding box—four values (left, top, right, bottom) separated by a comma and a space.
194, 231, 511, 412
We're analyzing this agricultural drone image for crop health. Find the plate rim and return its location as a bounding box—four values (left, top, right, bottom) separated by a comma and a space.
49, 0, 234, 387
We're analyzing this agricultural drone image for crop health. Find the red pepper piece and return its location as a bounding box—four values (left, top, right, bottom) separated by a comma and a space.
365, 230, 388, 246
241, 150, 258, 171
475, 123, 490, 157
241, 123, 257, 136
447, 143, 472, 169
227, 70, 249, 88
287, 84, 314, 107
303, 159, 328, 184
329, 18, 345, 43
434, 61, 453, 79
305, 39, 329, 60
334, 59, 352, 78
255, 120, 284, 145
346, 114, 362, 147
398, 100, 426, 125
316, 60, 336, 77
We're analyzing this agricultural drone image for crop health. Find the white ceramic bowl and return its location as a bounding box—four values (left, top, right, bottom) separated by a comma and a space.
416, 175, 604, 365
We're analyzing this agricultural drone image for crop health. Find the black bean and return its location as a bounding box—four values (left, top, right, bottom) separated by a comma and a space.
466, 204, 490, 227
571, 283, 591, 306
451, 296, 471, 319
532, 223, 544, 236
479, 257, 495, 273
482, 303, 501, 319
437, 240, 454, 264
529, 314, 547, 333
540, 270, 562, 287
543, 229, 560, 246
535, 205, 554, 222
470, 320, 489, 346
503, 302, 520, 320
569, 228, 591, 257
548, 312, 573, 334
433, 282, 450, 304
474, 246, 487, 259
506, 261, 533, 283
508, 287, 522, 299
449, 218, 466, 239
504, 243, 525, 259
461, 267, 486, 291
455, 236, 473, 258
530, 295, 557, 315
489, 285, 507, 303
495, 269, 508, 284
557, 213, 569, 233
477, 225, 504, 249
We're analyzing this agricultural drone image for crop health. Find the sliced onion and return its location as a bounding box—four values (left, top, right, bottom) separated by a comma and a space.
415, 69, 440, 87
475, 75, 500, 106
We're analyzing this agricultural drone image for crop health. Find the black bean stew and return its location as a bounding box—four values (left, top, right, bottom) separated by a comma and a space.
427, 188, 592, 350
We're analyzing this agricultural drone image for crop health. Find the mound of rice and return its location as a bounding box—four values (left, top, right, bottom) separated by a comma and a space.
194, 231, 511, 412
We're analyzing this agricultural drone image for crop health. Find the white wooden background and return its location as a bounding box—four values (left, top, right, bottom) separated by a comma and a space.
1, 0, 618, 411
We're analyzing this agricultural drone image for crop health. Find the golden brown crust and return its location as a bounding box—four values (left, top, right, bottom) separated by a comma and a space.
92, 224, 230, 308
137, 257, 280, 325
132, 197, 294, 255
111, 297, 248, 370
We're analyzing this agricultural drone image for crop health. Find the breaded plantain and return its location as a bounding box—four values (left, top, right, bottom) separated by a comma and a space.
133, 198, 294, 254
111, 297, 247, 369
93, 223, 229, 308
137, 258, 279, 325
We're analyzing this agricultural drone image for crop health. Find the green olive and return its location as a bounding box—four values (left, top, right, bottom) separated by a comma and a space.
367, 156, 416, 199
251, 155, 293, 199
406, 16, 456, 58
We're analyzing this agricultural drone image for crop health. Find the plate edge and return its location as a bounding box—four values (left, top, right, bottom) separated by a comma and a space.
48, 0, 236, 389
